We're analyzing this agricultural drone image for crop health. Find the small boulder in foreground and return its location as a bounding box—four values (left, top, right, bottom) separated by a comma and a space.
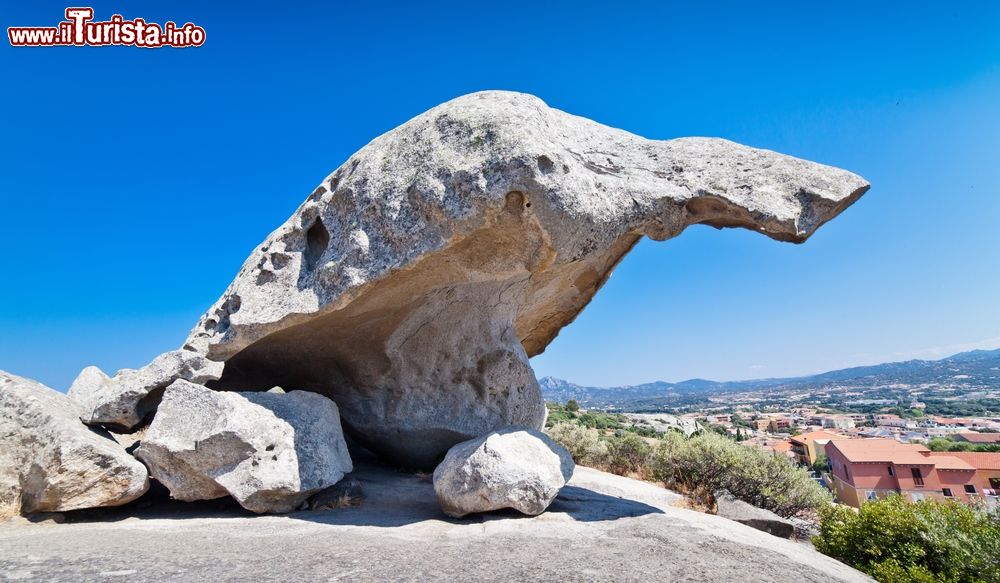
0, 370, 149, 516
433, 427, 574, 518
135, 380, 353, 513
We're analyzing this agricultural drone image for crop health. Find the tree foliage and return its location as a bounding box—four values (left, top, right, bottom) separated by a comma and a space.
924, 436, 1000, 453
813, 495, 1000, 583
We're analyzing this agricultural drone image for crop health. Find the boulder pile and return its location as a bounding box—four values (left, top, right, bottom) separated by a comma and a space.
0, 91, 868, 519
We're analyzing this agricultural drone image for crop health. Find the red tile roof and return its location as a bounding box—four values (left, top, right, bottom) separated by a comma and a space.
941, 452, 1000, 470
766, 441, 793, 453
790, 430, 844, 446
828, 439, 932, 464
925, 453, 977, 471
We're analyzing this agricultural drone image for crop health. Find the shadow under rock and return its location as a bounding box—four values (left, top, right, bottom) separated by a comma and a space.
545, 485, 664, 522
56, 448, 662, 527
287, 457, 663, 528
58, 481, 255, 524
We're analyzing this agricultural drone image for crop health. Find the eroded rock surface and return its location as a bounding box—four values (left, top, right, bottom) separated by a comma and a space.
433, 427, 574, 517
165, 91, 868, 467
69, 350, 223, 431
135, 380, 352, 513
715, 490, 795, 539
0, 371, 149, 516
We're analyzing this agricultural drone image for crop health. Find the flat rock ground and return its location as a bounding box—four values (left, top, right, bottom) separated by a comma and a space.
0, 458, 869, 582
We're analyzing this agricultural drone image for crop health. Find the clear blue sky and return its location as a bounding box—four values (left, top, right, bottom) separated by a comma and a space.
2, 1, 998, 390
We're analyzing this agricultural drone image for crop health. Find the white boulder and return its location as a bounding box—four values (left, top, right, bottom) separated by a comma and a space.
433, 427, 574, 518
0, 370, 149, 516
69, 350, 223, 431
135, 380, 352, 513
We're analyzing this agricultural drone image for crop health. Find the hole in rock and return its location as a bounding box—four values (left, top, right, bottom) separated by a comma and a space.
504, 191, 525, 215
304, 218, 330, 271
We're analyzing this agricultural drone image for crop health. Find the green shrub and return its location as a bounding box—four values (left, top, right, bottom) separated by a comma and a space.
925, 436, 1000, 453
547, 418, 828, 518
546, 422, 608, 466
649, 431, 829, 517
813, 495, 1000, 583
544, 402, 575, 427
606, 432, 652, 477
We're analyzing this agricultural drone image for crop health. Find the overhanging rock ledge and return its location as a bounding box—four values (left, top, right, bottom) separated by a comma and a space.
172, 91, 868, 468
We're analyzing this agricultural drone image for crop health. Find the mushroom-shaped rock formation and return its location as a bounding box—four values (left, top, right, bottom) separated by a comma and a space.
178, 91, 868, 468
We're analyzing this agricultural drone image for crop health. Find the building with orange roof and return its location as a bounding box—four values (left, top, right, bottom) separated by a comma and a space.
788, 430, 844, 466
933, 451, 1000, 506
768, 416, 793, 433
742, 437, 795, 460
768, 440, 794, 458
825, 439, 985, 508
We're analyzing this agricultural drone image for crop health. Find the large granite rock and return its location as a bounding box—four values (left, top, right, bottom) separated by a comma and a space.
154, 91, 862, 468
433, 427, 574, 518
135, 380, 352, 513
0, 371, 149, 516
69, 349, 222, 431
0, 463, 874, 582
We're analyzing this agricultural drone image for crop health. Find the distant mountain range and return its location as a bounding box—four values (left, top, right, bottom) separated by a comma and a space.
538, 347, 1000, 408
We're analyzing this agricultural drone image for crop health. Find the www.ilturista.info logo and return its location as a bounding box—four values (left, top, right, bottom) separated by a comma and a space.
8, 7, 205, 48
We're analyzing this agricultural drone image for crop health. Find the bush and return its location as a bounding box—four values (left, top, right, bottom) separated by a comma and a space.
546, 422, 608, 467
925, 436, 1000, 453
647, 432, 829, 517
547, 420, 829, 518
545, 403, 570, 427
606, 432, 652, 477
813, 495, 1000, 582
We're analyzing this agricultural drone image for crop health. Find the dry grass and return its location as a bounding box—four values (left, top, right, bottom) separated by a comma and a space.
312, 493, 364, 511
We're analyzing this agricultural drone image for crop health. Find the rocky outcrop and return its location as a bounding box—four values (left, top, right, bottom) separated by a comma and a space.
69, 350, 222, 431
135, 380, 352, 513
0, 461, 872, 582
715, 490, 795, 539
124, 90, 864, 468
433, 427, 574, 517
0, 371, 148, 516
